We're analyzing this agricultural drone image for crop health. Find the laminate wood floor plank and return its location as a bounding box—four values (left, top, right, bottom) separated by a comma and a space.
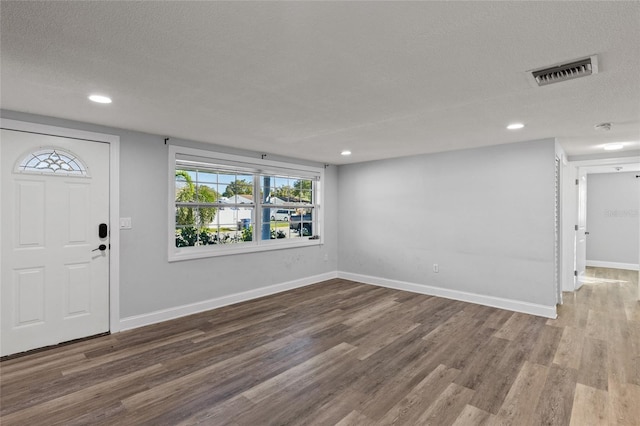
289, 387, 369, 426
481, 307, 513, 330
375, 363, 460, 425
493, 312, 531, 341
334, 410, 374, 426
232, 353, 363, 426
453, 335, 510, 390
1, 364, 164, 425
241, 342, 356, 404
174, 395, 255, 426
467, 339, 529, 415
414, 382, 474, 425
63, 329, 205, 375
553, 326, 585, 370
528, 324, 564, 366
350, 329, 443, 418
569, 383, 609, 426
2, 268, 638, 425
451, 404, 493, 426
532, 364, 578, 426
352, 319, 420, 361
0, 335, 117, 374
585, 309, 610, 341
340, 296, 399, 328
495, 361, 549, 425
608, 380, 640, 426
578, 337, 609, 391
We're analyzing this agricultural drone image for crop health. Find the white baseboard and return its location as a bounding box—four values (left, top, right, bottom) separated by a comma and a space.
119, 271, 338, 331
586, 260, 640, 271
119, 268, 559, 331
337, 271, 557, 319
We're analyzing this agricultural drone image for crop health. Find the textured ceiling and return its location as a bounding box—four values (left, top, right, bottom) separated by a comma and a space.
1, 1, 639, 164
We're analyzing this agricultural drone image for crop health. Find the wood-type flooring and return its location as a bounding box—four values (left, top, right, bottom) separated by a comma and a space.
1, 267, 638, 425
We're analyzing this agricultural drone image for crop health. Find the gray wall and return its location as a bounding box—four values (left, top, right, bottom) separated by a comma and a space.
586, 172, 640, 266
337, 139, 557, 306
1, 110, 338, 318
1, 109, 560, 317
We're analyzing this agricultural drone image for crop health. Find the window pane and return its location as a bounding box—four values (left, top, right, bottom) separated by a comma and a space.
16, 148, 89, 176
172, 146, 323, 260
260, 175, 275, 201
177, 207, 254, 247
176, 206, 199, 227
208, 207, 253, 244
260, 208, 297, 240
293, 179, 313, 203
298, 190, 312, 205
175, 170, 197, 202
289, 208, 314, 237
274, 176, 294, 203
219, 173, 253, 198
196, 171, 217, 184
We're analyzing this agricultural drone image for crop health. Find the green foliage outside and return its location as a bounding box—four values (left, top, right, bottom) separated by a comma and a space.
271, 179, 311, 202
292, 179, 311, 196
223, 179, 253, 198
175, 170, 219, 227
175, 169, 220, 247
242, 225, 253, 242
175, 172, 310, 247
175, 227, 217, 247
273, 185, 293, 200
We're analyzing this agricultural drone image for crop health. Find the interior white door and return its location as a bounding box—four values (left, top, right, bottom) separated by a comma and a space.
575, 169, 588, 290
1, 129, 110, 356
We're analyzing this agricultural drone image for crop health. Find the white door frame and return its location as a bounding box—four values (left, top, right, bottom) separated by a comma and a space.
562, 154, 640, 293
0, 118, 121, 333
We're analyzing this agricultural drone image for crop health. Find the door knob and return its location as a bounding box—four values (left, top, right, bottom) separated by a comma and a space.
92, 244, 107, 252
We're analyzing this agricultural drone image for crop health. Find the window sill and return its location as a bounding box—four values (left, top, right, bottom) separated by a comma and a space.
168, 237, 323, 262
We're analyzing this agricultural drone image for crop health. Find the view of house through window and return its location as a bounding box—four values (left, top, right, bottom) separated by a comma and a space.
170, 147, 322, 260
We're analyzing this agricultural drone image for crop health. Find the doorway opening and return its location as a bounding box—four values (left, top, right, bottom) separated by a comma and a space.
562, 154, 640, 301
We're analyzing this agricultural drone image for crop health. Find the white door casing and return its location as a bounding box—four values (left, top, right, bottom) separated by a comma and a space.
1, 128, 111, 356
575, 169, 588, 290
554, 157, 562, 304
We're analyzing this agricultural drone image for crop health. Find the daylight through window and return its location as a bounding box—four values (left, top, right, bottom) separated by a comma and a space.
169, 146, 323, 261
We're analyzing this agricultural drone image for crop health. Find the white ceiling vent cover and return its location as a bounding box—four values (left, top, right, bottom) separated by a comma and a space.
528, 55, 599, 87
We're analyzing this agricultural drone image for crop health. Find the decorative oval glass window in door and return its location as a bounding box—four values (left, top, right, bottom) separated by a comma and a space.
15, 147, 89, 177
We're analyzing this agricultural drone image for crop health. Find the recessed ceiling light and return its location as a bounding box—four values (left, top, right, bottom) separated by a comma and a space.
506, 123, 525, 130
341, 150, 352, 156
88, 94, 112, 104
603, 143, 624, 151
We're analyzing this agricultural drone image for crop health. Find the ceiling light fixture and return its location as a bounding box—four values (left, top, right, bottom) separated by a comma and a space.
88, 94, 112, 104
341, 150, 352, 156
603, 143, 624, 151
506, 123, 525, 130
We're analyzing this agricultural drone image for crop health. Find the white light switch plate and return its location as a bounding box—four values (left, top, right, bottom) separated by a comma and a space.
120, 217, 132, 229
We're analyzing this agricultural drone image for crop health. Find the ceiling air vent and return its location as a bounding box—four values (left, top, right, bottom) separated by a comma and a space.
528, 55, 598, 87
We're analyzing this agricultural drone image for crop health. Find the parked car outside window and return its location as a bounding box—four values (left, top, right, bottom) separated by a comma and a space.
271, 209, 291, 221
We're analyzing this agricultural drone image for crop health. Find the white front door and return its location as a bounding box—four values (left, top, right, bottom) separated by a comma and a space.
575, 168, 588, 290
1, 129, 110, 356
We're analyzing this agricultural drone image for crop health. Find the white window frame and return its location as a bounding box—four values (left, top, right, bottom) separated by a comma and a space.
168, 145, 324, 262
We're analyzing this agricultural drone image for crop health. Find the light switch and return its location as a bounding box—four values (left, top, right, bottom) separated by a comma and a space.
120, 217, 132, 230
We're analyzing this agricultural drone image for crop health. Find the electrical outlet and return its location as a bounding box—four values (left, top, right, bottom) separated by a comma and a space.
323, 254, 329, 262
433, 263, 439, 273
